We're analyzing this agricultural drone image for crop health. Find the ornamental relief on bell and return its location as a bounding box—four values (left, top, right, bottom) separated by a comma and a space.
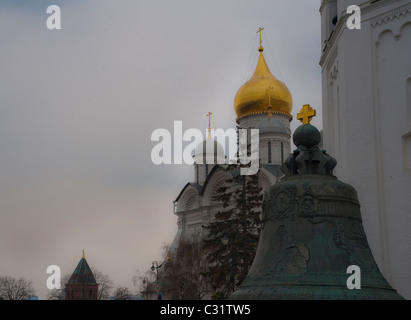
297, 193, 319, 219
262, 185, 297, 225
263, 184, 323, 226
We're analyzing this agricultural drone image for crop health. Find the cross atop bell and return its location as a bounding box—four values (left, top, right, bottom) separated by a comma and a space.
230, 106, 403, 300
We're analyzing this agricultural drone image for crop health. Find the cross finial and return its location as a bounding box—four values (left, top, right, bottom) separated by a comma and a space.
266, 86, 274, 117
206, 112, 213, 139
206, 112, 213, 131
257, 27, 264, 48
297, 104, 316, 125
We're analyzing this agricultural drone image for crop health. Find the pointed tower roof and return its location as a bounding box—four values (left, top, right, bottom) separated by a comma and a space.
67, 250, 97, 285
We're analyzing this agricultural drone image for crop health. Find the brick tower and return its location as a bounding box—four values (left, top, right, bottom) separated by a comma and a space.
65, 251, 98, 300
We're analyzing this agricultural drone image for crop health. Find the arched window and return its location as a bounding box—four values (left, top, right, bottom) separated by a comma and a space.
268, 142, 272, 164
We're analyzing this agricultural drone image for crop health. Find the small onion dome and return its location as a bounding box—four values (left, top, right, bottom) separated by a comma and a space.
193, 135, 225, 164
255, 117, 288, 135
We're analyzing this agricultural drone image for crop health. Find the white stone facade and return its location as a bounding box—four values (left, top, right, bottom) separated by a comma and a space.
320, 0, 411, 299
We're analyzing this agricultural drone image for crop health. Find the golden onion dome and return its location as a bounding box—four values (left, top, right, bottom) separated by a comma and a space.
234, 47, 293, 120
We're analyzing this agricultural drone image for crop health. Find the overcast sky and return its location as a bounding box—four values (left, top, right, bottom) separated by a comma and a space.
0, 0, 322, 299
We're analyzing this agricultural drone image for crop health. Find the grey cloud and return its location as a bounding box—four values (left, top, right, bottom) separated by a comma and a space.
0, 0, 321, 299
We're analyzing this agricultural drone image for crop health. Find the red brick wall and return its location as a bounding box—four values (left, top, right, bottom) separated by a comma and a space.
65, 284, 98, 300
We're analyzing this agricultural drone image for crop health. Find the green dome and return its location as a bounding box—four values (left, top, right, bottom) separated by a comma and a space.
293, 124, 321, 148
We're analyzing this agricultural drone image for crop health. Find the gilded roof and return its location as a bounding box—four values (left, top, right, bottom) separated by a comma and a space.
234, 48, 293, 120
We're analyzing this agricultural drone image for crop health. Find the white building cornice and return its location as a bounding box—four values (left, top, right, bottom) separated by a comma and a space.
371, 2, 411, 26
320, 0, 408, 67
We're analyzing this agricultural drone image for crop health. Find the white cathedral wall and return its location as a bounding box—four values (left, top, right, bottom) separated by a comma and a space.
174, 165, 277, 246
195, 164, 208, 186
321, 0, 411, 298
259, 140, 269, 164
373, 19, 411, 299
238, 114, 292, 166
320, 0, 338, 48
258, 135, 290, 165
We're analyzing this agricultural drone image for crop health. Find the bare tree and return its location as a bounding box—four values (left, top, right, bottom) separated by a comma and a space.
112, 286, 132, 300
0, 276, 35, 300
47, 274, 70, 300
132, 269, 155, 300
162, 232, 211, 300
91, 267, 113, 300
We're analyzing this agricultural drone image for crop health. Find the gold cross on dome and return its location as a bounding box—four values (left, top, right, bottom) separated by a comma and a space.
257, 27, 264, 47
206, 112, 213, 131
266, 86, 274, 117
297, 104, 316, 125
206, 112, 213, 139
266, 86, 274, 106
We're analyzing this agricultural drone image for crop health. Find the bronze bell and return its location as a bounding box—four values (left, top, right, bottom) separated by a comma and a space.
231, 120, 404, 300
